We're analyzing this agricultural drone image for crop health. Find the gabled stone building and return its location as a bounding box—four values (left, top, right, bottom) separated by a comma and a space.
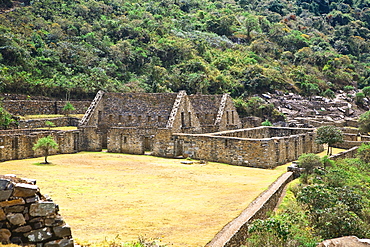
77, 90, 323, 168
78, 90, 241, 152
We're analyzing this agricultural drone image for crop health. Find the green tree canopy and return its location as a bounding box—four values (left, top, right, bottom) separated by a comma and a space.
33, 135, 58, 164
62, 102, 76, 116
315, 125, 344, 155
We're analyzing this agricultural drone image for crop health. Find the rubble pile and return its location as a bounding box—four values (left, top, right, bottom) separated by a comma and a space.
0, 175, 73, 247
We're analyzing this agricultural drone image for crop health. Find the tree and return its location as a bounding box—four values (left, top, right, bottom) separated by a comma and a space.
62, 102, 75, 116
358, 111, 370, 134
315, 125, 344, 155
33, 135, 58, 164
298, 153, 322, 174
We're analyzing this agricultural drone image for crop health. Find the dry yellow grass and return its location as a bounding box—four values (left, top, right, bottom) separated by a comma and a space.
0, 152, 286, 246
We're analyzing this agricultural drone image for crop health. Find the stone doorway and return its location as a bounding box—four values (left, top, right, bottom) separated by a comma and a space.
143, 136, 152, 152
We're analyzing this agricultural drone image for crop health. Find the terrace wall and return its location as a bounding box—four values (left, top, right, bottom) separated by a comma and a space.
17, 117, 80, 129
330, 146, 359, 161
3, 100, 90, 116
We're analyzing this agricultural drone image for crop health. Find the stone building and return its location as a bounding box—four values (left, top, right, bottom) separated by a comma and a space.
78, 90, 241, 151
77, 91, 322, 168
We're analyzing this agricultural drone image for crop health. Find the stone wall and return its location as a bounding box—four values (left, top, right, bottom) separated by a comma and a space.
333, 141, 370, 149
164, 129, 323, 168
77, 127, 102, 152
212, 127, 314, 139
206, 172, 294, 247
0, 130, 78, 161
0, 175, 73, 246
107, 127, 159, 154
3, 100, 90, 116
17, 117, 80, 129
330, 146, 359, 161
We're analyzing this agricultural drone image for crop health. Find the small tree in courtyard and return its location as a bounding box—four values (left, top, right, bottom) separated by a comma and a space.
315, 125, 343, 156
62, 102, 75, 116
33, 135, 58, 164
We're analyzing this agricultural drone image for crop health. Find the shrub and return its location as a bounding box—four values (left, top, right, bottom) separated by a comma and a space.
261, 119, 272, 126
321, 89, 335, 99
298, 153, 322, 175
355, 92, 365, 105
343, 85, 354, 92
358, 111, 370, 134
357, 143, 370, 163
62, 102, 76, 116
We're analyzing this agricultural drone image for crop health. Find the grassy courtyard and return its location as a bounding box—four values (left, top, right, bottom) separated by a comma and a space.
0, 152, 287, 246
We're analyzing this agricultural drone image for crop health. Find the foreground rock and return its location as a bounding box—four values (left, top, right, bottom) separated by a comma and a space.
317, 236, 370, 247
0, 175, 73, 246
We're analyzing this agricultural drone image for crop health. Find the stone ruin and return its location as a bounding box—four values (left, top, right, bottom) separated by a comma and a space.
0, 175, 73, 246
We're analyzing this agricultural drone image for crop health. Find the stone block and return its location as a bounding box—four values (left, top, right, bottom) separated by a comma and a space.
30, 202, 56, 216
0, 198, 25, 207
26, 195, 39, 204
6, 213, 26, 226
45, 238, 74, 247
4, 205, 25, 214
0, 229, 11, 244
13, 183, 38, 198
45, 216, 64, 226
10, 236, 22, 245
0, 179, 10, 190
0, 209, 5, 221
24, 227, 53, 242
13, 225, 32, 233
53, 224, 72, 238
0, 190, 13, 201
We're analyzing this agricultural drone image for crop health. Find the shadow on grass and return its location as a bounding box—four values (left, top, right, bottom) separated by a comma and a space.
32, 162, 57, 166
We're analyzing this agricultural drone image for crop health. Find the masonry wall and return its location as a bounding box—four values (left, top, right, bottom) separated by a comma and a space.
107, 127, 160, 154
17, 117, 80, 129
78, 127, 102, 152
212, 127, 314, 139
3, 100, 90, 116
169, 131, 323, 168
0, 175, 74, 246
0, 130, 78, 162
206, 172, 294, 247
330, 146, 359, 161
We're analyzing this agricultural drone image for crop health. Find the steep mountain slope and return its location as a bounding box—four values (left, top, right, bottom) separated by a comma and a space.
0, 0, 369, 100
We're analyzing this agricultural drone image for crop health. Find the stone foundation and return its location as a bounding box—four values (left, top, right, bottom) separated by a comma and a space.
0, 175, 73, 246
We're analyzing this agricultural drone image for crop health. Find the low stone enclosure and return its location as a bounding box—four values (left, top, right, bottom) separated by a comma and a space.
0, 129, 78, 162
0, 175, 73, 246
108, 126, 324, 168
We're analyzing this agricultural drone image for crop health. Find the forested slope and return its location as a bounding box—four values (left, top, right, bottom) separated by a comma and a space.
0, 0, 370, 99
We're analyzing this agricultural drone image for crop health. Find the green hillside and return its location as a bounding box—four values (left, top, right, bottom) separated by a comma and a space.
0, 0, 369, 99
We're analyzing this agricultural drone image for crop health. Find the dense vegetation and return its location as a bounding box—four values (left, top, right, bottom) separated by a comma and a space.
245, 148, 370, 246
0, 0, 370, 100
